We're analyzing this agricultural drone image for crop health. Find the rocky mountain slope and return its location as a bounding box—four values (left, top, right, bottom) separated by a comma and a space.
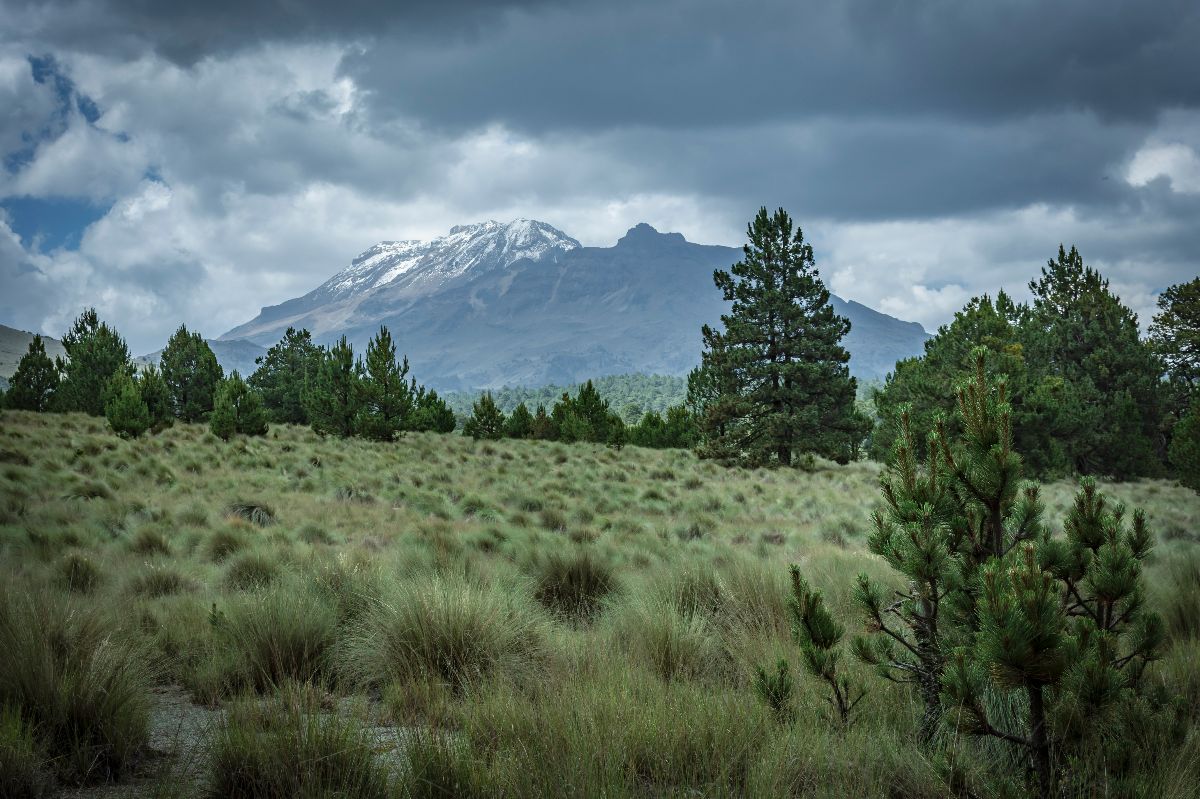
222, 219, 929, 390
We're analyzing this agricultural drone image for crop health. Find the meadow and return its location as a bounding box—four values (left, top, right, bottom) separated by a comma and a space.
1, 409, 1198, 798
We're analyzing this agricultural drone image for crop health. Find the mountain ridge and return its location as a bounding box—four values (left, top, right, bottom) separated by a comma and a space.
213, 218, 930, 390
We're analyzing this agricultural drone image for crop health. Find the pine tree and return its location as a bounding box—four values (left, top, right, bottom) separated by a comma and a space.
304, 337, 361, 438
356, 326, 413, 441
857, 354, 1174, 795
784, 565, 864, 727
1168, 397, 1200, 491
696, 207, 860, 466
55, 308, 132, 415
1018, 246, 1163, 478
530, 404, 557, 440
1148, 276, 1200, 392
159, 325, 224, 422
210, 372, 269, 440
463, 392, 505, 440
504, 402, 534, 439
5, 335, 59, 411
551, 382, 614, 444
408, 386, 457, 433
138, 365, 174, 432
104, 370, 150, 438
870, 291, 1026, 463
853, 353, 1045, 741
248, 327, 322, 424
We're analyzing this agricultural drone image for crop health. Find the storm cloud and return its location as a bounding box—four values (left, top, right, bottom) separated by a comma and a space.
0, 0, 1197, 352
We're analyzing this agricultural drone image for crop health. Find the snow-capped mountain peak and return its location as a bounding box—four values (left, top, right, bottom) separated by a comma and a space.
320, 219, 579, 300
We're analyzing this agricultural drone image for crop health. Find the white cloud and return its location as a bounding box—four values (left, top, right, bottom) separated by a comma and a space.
1126, 143, 1200, 193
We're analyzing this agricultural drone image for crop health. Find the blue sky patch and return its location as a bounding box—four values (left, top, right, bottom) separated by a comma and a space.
1, 196, 109, 251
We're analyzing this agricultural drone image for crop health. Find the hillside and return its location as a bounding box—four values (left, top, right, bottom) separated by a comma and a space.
222, 220, 929, 389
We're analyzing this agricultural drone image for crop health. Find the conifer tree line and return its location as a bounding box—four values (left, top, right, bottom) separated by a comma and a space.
459, 380, 698, 449
0, 313, 454, 444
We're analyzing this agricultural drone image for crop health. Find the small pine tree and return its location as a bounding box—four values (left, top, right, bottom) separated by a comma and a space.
530, 403, 557, 440
304, 337, 361, 438
55, 308, 132, 415
104, 370, 150, 438
607, 416, 626, 450
463, 392, 505, 440
5, 335, 59, 411
138, 365, 173, 432
504, 402, 534, 439
356, 326, 413, 441
159, 325, 224, 422
786, 565, 864, 728
1169, 397, 1200, 492
210, 372, 269, 440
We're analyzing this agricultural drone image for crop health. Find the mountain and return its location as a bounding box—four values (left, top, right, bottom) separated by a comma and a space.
135, 338, 268, 378
222, 219, 929, 390
0, 324, 67, 390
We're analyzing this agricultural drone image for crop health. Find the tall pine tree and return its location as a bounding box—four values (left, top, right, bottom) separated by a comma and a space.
5, 335, 59, 411
696, 207, 862, 466
1017, 246, 1163, 478
356, 326, 413, 441
304, 336, 361, 438
55, 308, 132, 416
159, 325, 224, 422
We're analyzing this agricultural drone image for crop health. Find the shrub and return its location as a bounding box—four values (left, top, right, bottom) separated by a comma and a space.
224, 552, 280, 591
346, 574, 548, 692
207, 682, 391, 798
532, 549, 617, 620
58, 551, 102, 594
225, 501, 276, 527
220, 586, 337, 691
0, 588, 151, 784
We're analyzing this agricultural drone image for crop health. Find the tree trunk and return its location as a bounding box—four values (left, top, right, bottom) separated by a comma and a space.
1027, 682, 1052, 799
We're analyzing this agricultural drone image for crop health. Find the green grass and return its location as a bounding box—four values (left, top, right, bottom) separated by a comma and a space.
0, 409, 1198, 796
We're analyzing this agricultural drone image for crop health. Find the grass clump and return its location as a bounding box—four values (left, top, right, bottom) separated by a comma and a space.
207, 682, 392, 799
224, 501, 277, 527
0, 588, 151, 785
609, 598, 728, 682
58, 550, 102, 594
129, 564, 193, 597
208, 527, 248, 562
0, 706, 53, 798
347, 574, 548, 692
532, 548, 617, 621
129, 526, 171, 555
220, 585, 337, 692
224, 551, 280, 591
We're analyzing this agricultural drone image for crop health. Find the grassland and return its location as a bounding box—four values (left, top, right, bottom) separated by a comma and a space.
1, 410, 1197, 797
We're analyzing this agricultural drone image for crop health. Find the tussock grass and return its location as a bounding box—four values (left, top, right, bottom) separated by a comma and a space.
224, 501, 277, 527
207, 682, 392, 798
0, 587, 151, 785
346, 573, 550, 692
531, 547, 618, 620
220, 584, 337, 692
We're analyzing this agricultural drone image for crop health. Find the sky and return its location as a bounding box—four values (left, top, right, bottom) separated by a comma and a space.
0, 0, 1198, 354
